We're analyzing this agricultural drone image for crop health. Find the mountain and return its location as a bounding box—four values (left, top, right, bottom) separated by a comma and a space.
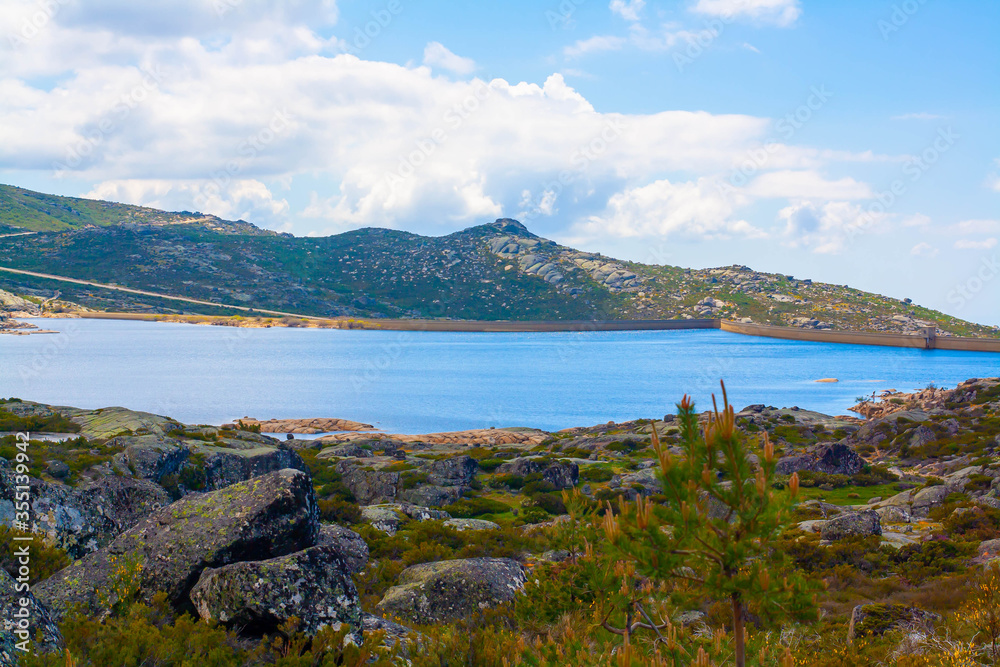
0, 183, 996, 337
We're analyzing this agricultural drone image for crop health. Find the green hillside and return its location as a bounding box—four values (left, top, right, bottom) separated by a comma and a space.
0, 184, 996, 337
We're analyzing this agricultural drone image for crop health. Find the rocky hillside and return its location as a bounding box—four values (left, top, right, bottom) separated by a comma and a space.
2, 380, 1000, 663
0, 184, 996, 336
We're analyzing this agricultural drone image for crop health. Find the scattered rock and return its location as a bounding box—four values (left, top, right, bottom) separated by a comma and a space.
316, 524, 369, 573
190, 545, 362, 639
34, 469, 318, 620
444, 518, 500, 531
376, 558, 526, 624
821, 510, 882, 541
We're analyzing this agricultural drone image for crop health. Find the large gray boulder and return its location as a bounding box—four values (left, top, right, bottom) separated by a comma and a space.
776, 443, 863, 476
1, 569, 62, 666
336, 462, 399, 505
0, 469, 171, 558
316, 524, 369, 574
496, 457, 578, 490
423, 456, 479, 487
821, 510, 882, 541
376, 557, 525, 624
34, 469, 318, 620
190, 545, 361, 639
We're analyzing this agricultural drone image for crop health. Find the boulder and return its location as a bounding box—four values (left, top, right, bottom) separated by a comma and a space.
34, 469, 318, 620
496, 458, 578, 490
615, 468, 662, 495
400, 484, 462, 508
336, 463, 399, 505
422, 456, 478, 487
908, 425, 937, 450
376, 557, 525, 624
444, 518, 500, 531
820, 510, 882, 541
814, 443, 864, 476
198, 443, 307, 490
316, 524, 369, 574
1, 569, 62, 665
361, 506, 403, 535
847, 604, 940, 641
874, 506, 911, 524
0, 470, 171, 558
190, 545, 362, 639
973, 538, 1000, 565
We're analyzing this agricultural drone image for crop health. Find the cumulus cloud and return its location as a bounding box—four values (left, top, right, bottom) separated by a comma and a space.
778, 200, 884, 254
609, 0, 646, 21
745, 170, 873, 200
910, 242, 938, 257
422, 42, 476, 75
952, 219, 1000, 235
572, 177, 764, 242
691, 0, 801, 27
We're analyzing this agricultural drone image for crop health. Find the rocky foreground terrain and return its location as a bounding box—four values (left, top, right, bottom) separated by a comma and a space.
1, 379, 1000, 664
1, 184, 996, 337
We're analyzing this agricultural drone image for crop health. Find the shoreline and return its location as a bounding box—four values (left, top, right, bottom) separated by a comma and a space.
29, 311, 1000, 352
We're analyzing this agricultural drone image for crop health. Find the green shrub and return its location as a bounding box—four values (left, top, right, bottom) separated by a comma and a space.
442, 497, 510, 518
477, 458, 505, 473
318, 498, 361, 525
579, 466, 614, 483
0, 527, 70, 584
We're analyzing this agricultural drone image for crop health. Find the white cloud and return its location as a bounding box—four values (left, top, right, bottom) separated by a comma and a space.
954, 238, 998, 250
86, 178, 291, 228
901, 213, 931, 227
691, 0, 801, 27
422, 42, 476, 75
952, 219, 1000, 235
563, 35, 627, 58
742, 42, 761, 53
910, 242, 938, 257
610, 0, 645, 21
778, 200, 885, 254
572, 177, 764, 242
745, 170, 873, 200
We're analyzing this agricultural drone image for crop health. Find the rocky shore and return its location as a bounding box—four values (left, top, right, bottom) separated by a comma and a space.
1, 378, 999, 664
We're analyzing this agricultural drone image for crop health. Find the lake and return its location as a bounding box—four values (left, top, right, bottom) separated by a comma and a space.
1, 318, 998, 433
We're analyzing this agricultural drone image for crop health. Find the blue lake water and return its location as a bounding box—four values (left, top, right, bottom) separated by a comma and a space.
1, 318, 999, 433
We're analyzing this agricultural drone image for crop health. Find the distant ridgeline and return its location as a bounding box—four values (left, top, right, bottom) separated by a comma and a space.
0, 183, 997, 338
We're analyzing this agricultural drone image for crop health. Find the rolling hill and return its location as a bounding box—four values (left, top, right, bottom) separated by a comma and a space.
0, 183, 996, 337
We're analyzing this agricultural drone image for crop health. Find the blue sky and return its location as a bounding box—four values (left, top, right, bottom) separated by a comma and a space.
1, 0, 998, 325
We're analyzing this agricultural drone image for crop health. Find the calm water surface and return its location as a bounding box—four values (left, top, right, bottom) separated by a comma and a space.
1, 318, 998, 433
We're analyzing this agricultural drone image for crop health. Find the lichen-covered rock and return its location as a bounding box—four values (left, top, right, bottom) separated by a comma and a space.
615, 467, 661, 495
496, 457, 578, 490
376, 557, 525, 624
336, 462, 400, 505
400, 484, 462, 508
361, 506, 403, 535
33, 469, 318, 620
847, 604, 940, 641
57, 406, 183, 440
776, 443, 863, 476
0, 470, 171, 558
190, 545, 361, 638
316, 524, 369, 573
820, 510, 882, 541
444, 518, 500, 531
1, 569, 62, 666
422, 456, 478, 487
197, 442, 307, 490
